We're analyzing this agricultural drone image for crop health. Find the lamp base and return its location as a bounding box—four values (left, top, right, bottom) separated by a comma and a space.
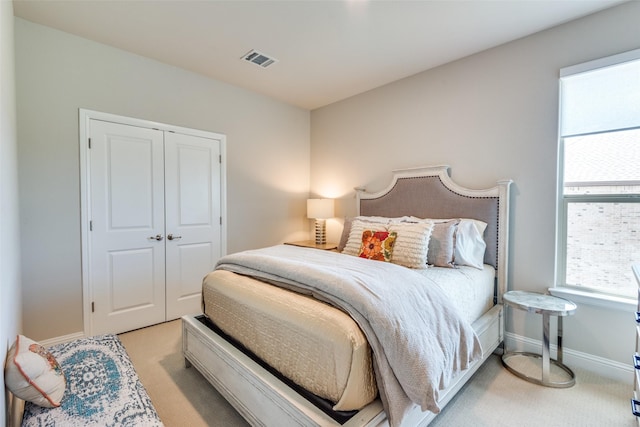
314, 219, 327, 245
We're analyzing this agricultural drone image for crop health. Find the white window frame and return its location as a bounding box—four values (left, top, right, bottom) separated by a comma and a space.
552, 49, 640, 311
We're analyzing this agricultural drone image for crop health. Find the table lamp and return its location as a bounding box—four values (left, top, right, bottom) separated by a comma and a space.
307, 199, 334, 245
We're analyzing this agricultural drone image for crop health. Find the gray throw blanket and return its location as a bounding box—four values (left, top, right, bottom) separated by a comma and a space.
215, 245, 482, 427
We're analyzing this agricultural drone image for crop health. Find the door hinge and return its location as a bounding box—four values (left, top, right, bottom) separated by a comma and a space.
219, 155, 222, 164
220, 217, 222, 225
91, 302, 95, 313
88, 138, 91, 149
89, 220, 93, 231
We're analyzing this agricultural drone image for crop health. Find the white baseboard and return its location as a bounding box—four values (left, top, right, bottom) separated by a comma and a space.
39, 331, 85, 347
505, 332, 633, 385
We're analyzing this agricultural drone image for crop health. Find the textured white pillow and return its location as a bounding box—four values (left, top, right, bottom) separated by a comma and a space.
4, 335, 66, 407
388, 221, 434, 269
338, 216, 391, 252
342, 219, 388, 256
454, 220, 487, 269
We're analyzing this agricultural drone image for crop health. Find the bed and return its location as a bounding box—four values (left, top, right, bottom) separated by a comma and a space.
182, 165, 512, 427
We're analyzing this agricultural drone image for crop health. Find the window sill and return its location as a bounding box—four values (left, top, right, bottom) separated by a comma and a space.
548, 287, 635, 312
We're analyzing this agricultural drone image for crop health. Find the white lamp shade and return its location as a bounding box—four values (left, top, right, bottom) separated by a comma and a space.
307, 199, 334, 219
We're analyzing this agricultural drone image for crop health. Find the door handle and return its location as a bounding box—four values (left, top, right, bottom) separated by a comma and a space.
148, 234, 164, 241
168, 234, 182, 241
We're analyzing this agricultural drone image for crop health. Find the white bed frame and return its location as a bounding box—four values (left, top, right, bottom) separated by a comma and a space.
183, 165, 512, 427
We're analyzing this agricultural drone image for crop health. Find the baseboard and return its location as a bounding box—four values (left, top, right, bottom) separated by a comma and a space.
38, 331, 85, 347
505, 332, 633, 384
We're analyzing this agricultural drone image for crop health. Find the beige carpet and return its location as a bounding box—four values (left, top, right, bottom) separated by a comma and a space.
119, 319, 635, 427
119, 320, 248, 427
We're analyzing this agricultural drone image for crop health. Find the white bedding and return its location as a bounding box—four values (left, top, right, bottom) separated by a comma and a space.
214, 245, 484, 427
416, 265, 495, 325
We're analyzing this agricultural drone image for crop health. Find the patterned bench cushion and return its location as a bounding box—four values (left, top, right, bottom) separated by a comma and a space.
22, 334, 163, 426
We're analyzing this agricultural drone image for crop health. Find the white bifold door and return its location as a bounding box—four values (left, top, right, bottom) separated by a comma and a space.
86, 118, 223, 335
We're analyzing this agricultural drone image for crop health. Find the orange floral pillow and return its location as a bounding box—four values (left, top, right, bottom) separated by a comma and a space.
358, 230, 397, 262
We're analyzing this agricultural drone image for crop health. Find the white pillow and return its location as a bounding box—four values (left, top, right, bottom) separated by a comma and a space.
454, 220, 487, 269
4, 335, 66, 407
388, 221, 433, 269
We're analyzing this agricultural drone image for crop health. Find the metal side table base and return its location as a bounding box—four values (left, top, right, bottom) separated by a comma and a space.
502, 291, 577, 388
502, 351, 575, 388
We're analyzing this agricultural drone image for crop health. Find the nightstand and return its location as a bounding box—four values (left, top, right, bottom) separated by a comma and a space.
284, 240, 338, 251
502, 290, 577, 388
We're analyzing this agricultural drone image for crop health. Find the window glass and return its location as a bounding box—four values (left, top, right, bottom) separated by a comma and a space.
565, 202, 640, 297
564, 128, 640, 195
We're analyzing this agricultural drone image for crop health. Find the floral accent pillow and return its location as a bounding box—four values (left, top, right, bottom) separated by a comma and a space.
358, 230, 397, 262
4, 335, 66, 407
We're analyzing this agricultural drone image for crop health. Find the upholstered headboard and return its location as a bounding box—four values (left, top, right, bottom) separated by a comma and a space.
357, 165, 512, 300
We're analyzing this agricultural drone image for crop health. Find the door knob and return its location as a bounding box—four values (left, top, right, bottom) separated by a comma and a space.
148, 234, 164, 241
168, 234, 182, 241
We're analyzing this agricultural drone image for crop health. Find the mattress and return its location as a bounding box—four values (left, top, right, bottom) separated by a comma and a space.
202, 263, 494, 412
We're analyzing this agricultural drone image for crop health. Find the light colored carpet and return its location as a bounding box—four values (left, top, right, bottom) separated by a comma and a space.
119, 319, 635, 427
119, 320, 248, 427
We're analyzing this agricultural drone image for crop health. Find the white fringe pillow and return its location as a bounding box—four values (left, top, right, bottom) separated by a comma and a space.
388, 221, 434, 269
342, 219, 388, 256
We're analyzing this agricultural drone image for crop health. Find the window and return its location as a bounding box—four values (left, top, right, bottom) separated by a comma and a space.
557, 49, 640, 299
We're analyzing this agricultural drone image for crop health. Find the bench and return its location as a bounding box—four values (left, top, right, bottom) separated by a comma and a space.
15, 334, 162, 426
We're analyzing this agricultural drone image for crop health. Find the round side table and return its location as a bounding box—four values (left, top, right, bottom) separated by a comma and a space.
502, 290, 577, 388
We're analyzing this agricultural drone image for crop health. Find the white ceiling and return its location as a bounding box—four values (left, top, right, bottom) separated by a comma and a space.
13, 0, 627, 110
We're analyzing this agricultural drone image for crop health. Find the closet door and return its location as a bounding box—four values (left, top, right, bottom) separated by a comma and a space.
164, 132, 222, 320
88, 120, 166, 335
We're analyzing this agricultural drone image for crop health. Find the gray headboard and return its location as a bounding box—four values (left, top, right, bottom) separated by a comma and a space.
357, 165, 512, 300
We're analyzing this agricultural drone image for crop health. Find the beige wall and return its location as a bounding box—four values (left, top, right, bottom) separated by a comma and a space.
311, 1, 640, 369
1, 1, 22, 424
15, 18, 310, 341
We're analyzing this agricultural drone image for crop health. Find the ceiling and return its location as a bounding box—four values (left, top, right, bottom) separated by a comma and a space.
13, 0, 627, 110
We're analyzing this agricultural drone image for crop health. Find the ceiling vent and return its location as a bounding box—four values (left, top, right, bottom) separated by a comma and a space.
242, 49, 278, 69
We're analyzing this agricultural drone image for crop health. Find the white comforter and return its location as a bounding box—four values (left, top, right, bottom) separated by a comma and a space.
215, 245, 482, 427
